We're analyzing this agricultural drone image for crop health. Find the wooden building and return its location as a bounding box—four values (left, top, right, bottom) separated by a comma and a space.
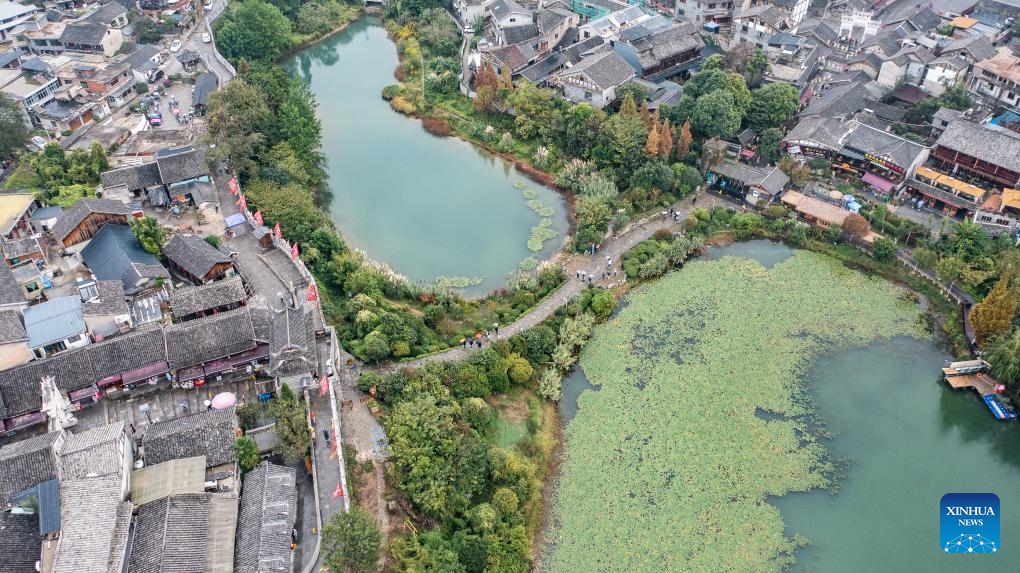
49, 198, 132, 250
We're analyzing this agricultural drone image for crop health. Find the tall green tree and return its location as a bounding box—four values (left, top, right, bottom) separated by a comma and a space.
215, 0, 292, 63
0, 93, 29, 161
757, 127, 783, 164
203, 79, 270, 177
692, 91, 742, 139
130, 216, 167, 258
322, 506, 382, 573
746, 82, 799, 132
235, 437, 260, 473
270, 384, 311, 463
988, 328, 1020, 387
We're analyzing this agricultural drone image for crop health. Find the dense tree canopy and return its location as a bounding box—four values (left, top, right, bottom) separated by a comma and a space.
322, 506, 381, 573
692, 91, 742, 139
0, 94, 28, 161
215, 0, 292, 63
745, 82, 799, 132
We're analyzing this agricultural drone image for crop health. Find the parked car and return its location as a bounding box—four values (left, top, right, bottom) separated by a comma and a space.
169, 39, 182, 52
202, 32, 211, 43
147, 112, 162, 127
204, 1, 212, 10
31, 136, 47, 151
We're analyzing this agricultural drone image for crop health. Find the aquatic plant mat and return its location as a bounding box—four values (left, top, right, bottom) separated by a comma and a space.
542, 251, 924, 572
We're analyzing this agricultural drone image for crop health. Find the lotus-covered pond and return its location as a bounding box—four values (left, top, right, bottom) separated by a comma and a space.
542, 242, 998, 572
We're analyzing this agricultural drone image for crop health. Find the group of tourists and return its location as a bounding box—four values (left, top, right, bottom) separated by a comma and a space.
460, 323, 500, 350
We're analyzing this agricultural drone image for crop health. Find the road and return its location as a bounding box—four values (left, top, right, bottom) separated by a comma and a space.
185, 0, 235, 84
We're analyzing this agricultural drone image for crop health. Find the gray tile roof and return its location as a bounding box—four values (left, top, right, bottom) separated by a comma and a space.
155, 148, 207, 185
142, 407, 237, 467
844, 121, 926, 169
796, 18, 838, 45
247, 296, 274, 343
0, 260, 23, 307
163, 234, 231, 281
52, 477, 132, 573
100, 162, 161, 192
0, 309, 26, 344
268, 307, 315, 377
0, 48, 23, 68
169, 275, 246, 319
80, 224, 169, 291
711, 161, 790, 194
936, 119, 1020, 174
163, 306, 255, 369
85, 325, 166, 381
502, 23, 538, 44
121, 44, 160, 72
0, 431, 59, 506
486, 43, 529, 71
50, 197, 132, 244
558, 49, 635, 91
537, 7, 572, 34
192, 72, 217, 107
58, 421, 126, 480
627, 22, 703, 72
81, 279, 129, 316
60, 22, 108, 47
0, 511, 42, 572
798, 74, 873, 119
84, 2, 127, 25
176, 48, 200, 64
234, 462, 296, 573
24, 296, 86, 349
128, 494, 211, 573
942, 34, 996, 61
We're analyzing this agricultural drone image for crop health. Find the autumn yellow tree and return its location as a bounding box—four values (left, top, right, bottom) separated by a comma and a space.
971, 274, 1018, 344
677, 120, 693, 161
499, 64, 513, 91
620, 93, 637, 117
658, 120, 673, 161
644, 123, 661, 156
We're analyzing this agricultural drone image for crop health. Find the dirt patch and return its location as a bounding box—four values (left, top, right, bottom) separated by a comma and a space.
487, 389, 530, 423
703, 232, 736, 247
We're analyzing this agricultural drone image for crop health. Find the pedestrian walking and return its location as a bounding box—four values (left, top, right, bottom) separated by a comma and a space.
588, 276, 593, 284
576, 270, 580, 279
494, 323, 499, 335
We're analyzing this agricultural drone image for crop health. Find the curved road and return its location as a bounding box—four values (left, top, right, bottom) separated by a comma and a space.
372, 191, 709, 372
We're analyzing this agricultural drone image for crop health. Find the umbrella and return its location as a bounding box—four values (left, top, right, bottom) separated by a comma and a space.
210, 392, 237, 410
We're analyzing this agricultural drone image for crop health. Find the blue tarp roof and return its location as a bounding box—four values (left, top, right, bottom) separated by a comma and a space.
23, 296, 86, 348
224, 212, 246, 228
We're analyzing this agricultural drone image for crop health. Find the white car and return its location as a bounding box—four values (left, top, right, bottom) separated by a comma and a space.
202, 32, 212, 43
204, 1, 213, 10
169, 39, 182, 53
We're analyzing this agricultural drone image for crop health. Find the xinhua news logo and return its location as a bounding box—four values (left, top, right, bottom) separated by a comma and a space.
941, 493, 1000, 554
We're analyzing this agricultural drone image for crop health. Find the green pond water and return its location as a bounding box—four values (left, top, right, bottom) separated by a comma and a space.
557, 241, 1020, 571
283, 17, 568, 295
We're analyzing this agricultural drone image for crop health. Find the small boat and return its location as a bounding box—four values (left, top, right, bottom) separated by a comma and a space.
982, 394, 1017, 421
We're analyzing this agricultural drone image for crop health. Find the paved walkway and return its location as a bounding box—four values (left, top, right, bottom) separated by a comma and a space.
373, 192, 709, 372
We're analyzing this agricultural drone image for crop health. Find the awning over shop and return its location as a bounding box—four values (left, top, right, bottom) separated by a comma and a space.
97, 374, 122, 388
177, 364, 205, 382
69, 386, 99, 402
862, 171, 895, 193
204, 343, 270, 376
224, 213, 246, 228
5, 411, 45, 432
839, 147, 866, 162
122, 361, 170, 385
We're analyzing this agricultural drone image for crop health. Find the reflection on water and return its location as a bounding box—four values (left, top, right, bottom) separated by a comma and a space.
282, 17, 568, 295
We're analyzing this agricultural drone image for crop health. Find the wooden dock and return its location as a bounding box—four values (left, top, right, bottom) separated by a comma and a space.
942, 369, 998, 396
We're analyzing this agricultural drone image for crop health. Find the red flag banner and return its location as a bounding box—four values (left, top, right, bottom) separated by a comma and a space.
291, 243, 299, 260
307, 283, 317, 301
237, 194, 246, 211
319, 374, 328, 396
333, 482, 344, 499
227, 177, 239, 195
273, 222, 282, 240
253, 210, 263, 226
